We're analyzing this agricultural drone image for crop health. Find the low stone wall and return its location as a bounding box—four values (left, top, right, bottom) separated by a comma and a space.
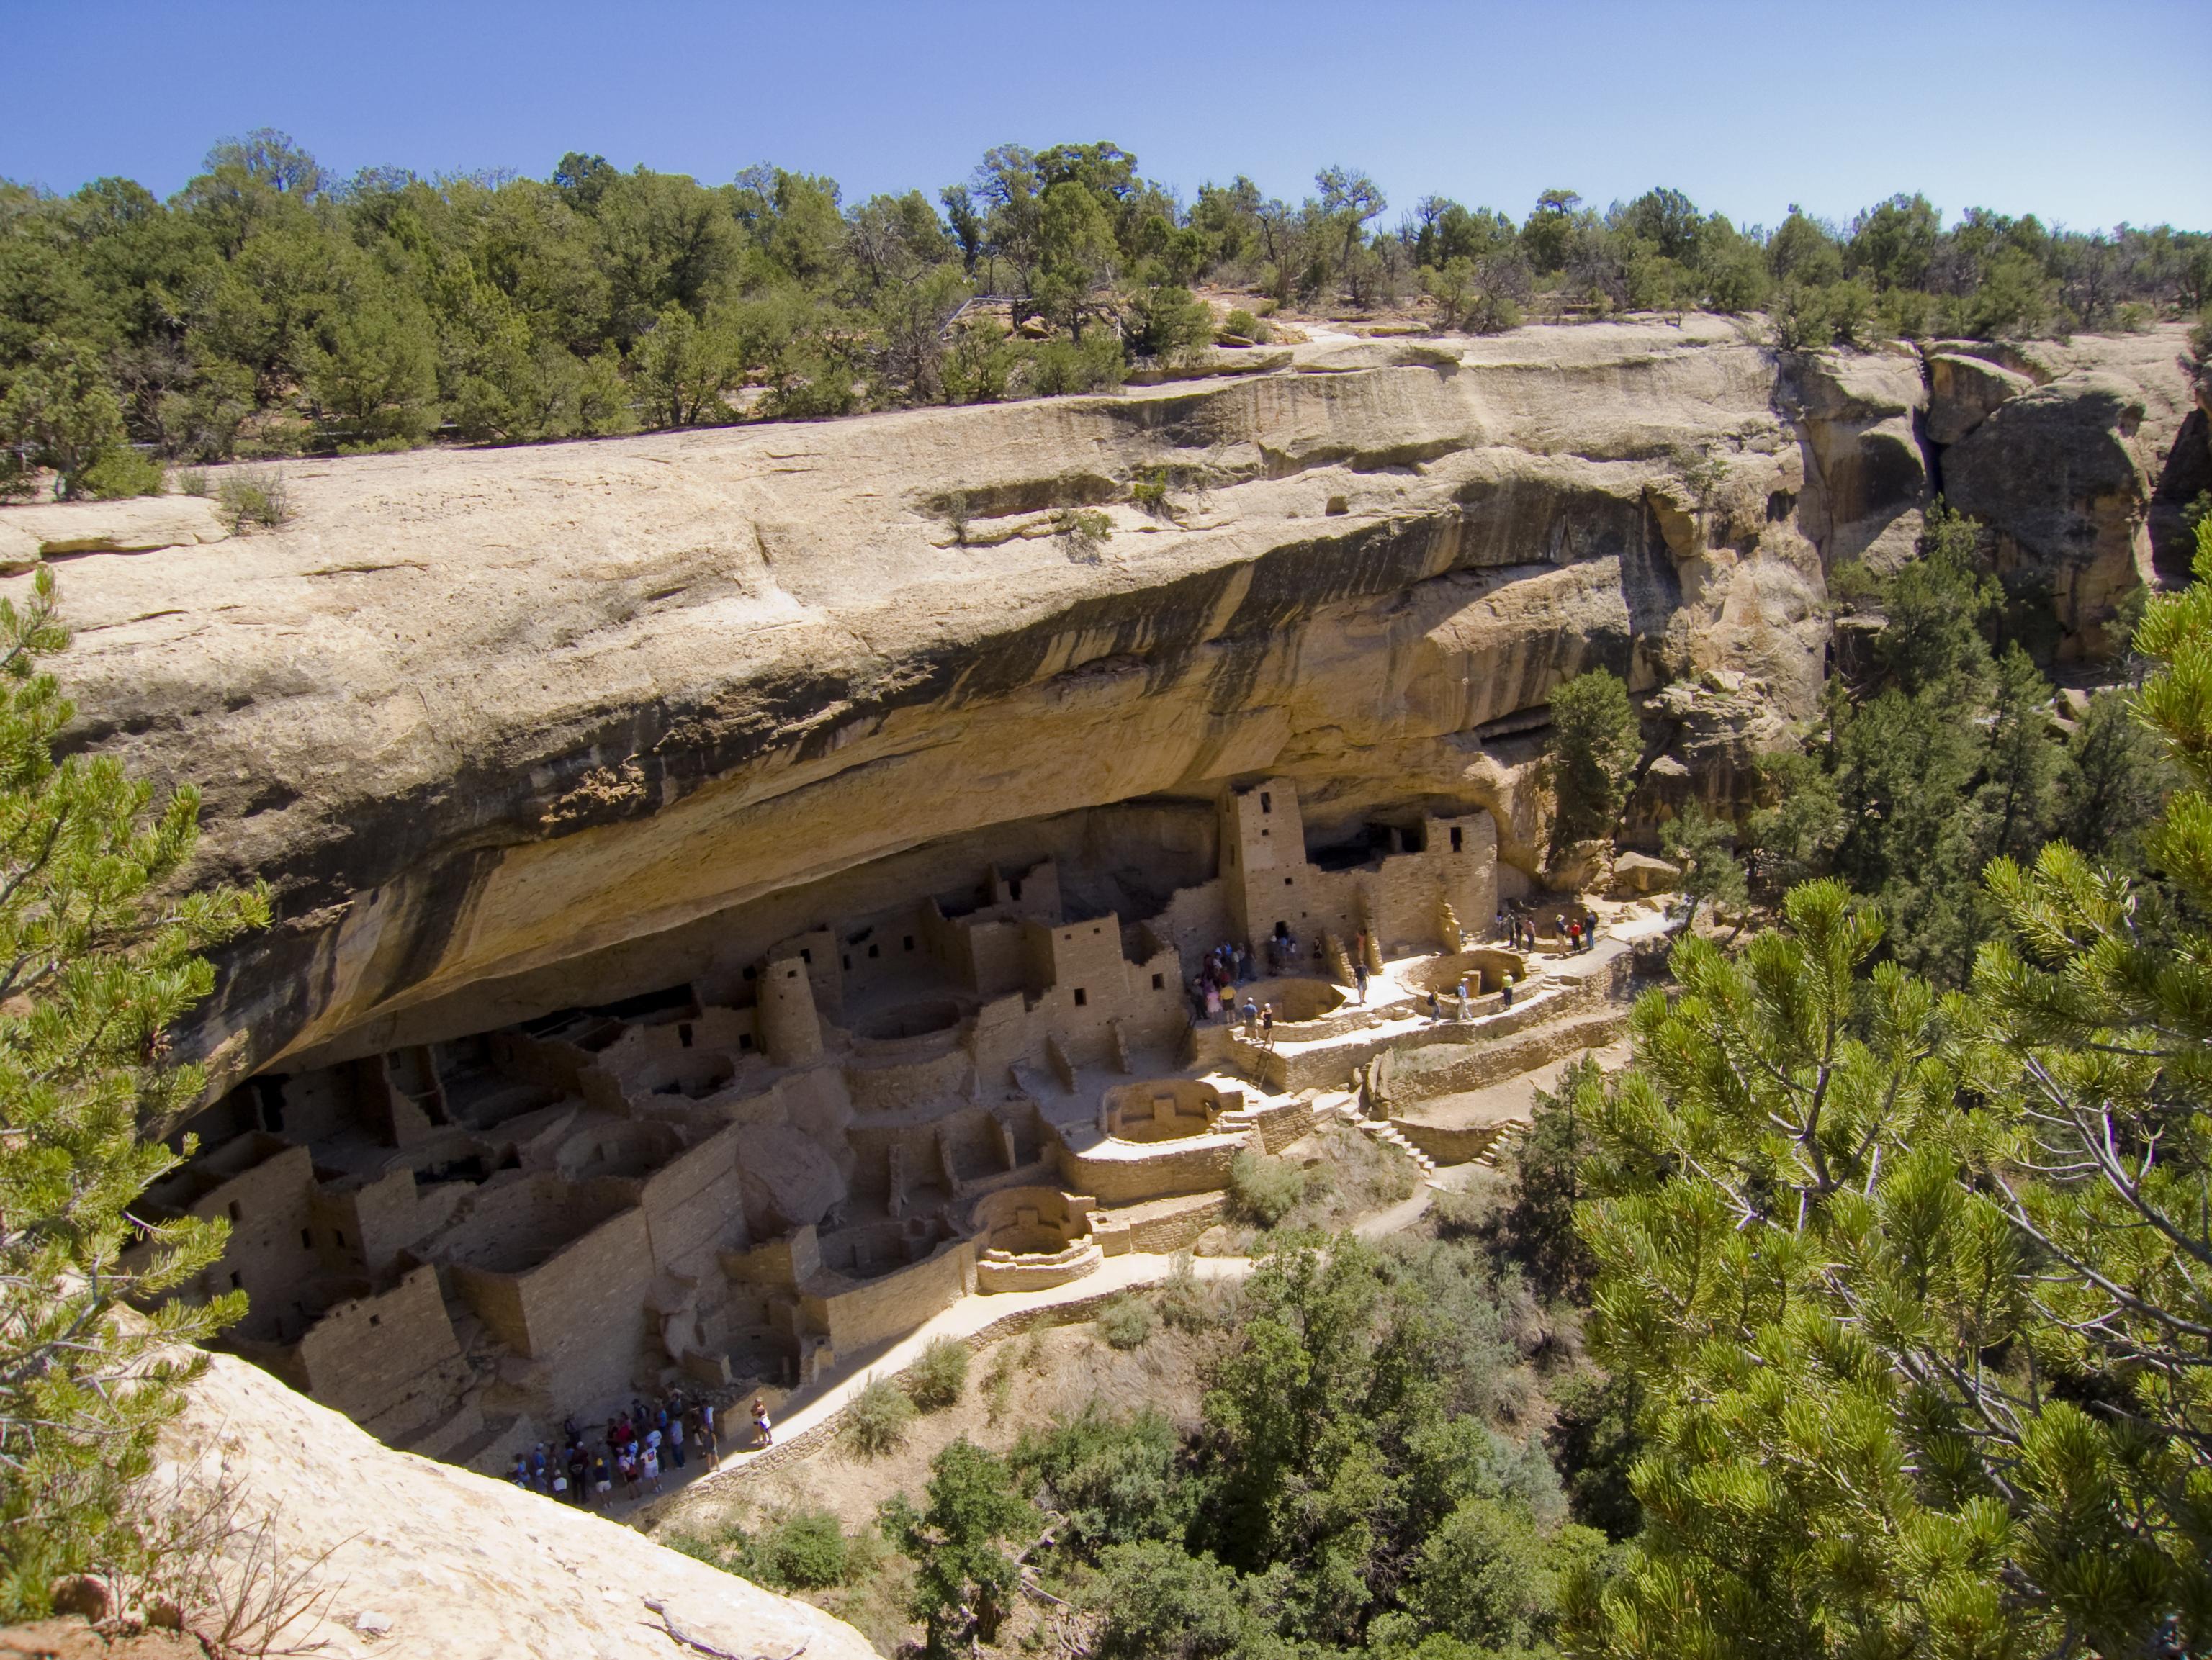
801, 1238, 976, 1355
1056, 1135, 1246, 1204
1393, 1006, 1629, 1101
976, 1238, 1103, 1292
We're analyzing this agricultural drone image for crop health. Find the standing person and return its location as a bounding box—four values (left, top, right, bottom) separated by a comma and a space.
1426, 989, 1442, 1021
1456, 978, 1471, 1021
1501, 973, 1515, 1010
1241, 996, 1259, 1037
566, 1441, 589, 1506
691, 1404, 716, 1471
1354, 960, 1368, 1003
1260, 1003, 1276, 1049
618, 1445, 639, 1500
511, 1453, 531, 1488
642, 1440, 662, 1494
698, 1400, 718, 1469
1567, 919, 1582, 953
752, 1397, 773, 1448
667, 1410, 685, 1471
1205, 981, 1221, 1022
591, 1450, 612, 1503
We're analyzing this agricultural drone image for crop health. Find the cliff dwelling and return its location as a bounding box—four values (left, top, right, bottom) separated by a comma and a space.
149, 779, 1519, 1467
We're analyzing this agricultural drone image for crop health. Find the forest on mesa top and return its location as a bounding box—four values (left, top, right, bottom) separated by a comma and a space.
3, 129, 2209, 497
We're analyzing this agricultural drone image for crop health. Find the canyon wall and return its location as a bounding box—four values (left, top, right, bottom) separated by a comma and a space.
0, 317, 2200, 1091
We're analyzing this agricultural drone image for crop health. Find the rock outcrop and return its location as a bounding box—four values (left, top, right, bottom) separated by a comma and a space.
0, 318, 2196, 1087
153, 1349, 878, 1660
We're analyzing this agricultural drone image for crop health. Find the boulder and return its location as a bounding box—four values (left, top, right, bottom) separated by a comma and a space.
1926, 352, 2035, 446
1610, 851, 1681, 896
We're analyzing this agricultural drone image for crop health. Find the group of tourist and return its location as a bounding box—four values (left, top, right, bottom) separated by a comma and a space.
1190, 938, 1256, 1022
510, 1388, 776, 1507
1496, 905, 1600, 954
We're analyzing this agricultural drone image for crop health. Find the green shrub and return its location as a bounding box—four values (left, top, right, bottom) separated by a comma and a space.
843, 1376, 914, 1458
1221, 307, 1266, 343
76, 447, 165, 500
1228, 1150, 1308, 1228
174, 466, 210, 497
907, 1336, 969, 1412
759, 1509, 849, 1589
1027, 333, 1125, 396
216, 466, 292, 533
1053, 507, 1113, 560
1097, 1296, 1156, 1350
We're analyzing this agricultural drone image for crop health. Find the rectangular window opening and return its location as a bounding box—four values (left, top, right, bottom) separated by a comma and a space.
1261, 791, 1272, 814
903, 935, 915, 951
226, 1201, 241, 1222
300, 1229, 313, 1250
1450, 826, 1464, 852
678, 1024, 693, 1048
1151, 973, 1164, 991
868, 943, 880, 959
1073, 988, 1088, 1007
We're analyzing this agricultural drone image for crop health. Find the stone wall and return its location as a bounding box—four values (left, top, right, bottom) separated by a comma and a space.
295, 1265, 465, 1441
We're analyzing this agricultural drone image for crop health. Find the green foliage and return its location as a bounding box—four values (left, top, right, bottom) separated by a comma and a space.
1542, 1371, 1642, 1540
0, 566, 269, 1615
1091, 1540, 1282, 1660
757, 1508, 850, 1590
0, 340, 132, 498
842, 1376, 914, 1459
905, 1335, 968, 1412
75, 446, 165, 501
1658, 801, 1746, 930
1097, 1295, 1156, 1350
1568, 592, 2212, 1660
1485, 1056, 1601, 1302
1051, 505, 1114, 559
2, 140, 2199, 465
1026, 333, 1125, 395
1545, 668, 1640, 854
1226, 1148, 1306, 1227
1220, 307, 1265, 343
880, 1438, 1036, 1659
215, 466, 291, 533
1012, 1401, 1190, 1554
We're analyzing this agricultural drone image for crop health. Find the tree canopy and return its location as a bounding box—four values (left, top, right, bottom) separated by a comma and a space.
3, 132, 2205, 497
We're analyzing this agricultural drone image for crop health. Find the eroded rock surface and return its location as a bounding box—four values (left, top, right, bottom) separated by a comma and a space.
158, 1349, 878, 1660
0, 318, 2195, 1084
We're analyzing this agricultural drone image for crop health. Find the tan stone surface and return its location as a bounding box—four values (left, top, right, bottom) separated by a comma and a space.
160, 1348, 878, 1660
0, 320, 2193, 1085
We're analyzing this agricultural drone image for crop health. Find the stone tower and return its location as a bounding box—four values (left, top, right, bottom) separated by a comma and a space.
756, 955, 824, 1065
1219, 780, 1313, 950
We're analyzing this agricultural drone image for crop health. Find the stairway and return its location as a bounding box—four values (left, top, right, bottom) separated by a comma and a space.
1472, 1116, 1533, 1170
1350, 1114, 1437, 1177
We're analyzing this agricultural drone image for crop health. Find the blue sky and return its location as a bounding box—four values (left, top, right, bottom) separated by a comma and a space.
4, 0, 2206, 233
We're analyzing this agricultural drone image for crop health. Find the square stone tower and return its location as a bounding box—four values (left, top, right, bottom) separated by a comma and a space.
1219, 780, 1316, 950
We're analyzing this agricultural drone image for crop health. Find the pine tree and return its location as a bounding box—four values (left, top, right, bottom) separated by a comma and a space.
0, 565, 266, 1616
1565, 518, 2212, 1654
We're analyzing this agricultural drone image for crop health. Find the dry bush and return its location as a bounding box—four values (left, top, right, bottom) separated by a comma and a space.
104, 1469, 344, 1659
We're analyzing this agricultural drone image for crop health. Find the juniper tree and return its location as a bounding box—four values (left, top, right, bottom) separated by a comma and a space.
0, 565, 266, 1617
1546, 668, 1640, 857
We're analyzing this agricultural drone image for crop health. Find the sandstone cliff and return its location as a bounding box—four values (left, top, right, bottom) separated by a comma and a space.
0, 319, 2199, 1090
139, 1348, 877, 1660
